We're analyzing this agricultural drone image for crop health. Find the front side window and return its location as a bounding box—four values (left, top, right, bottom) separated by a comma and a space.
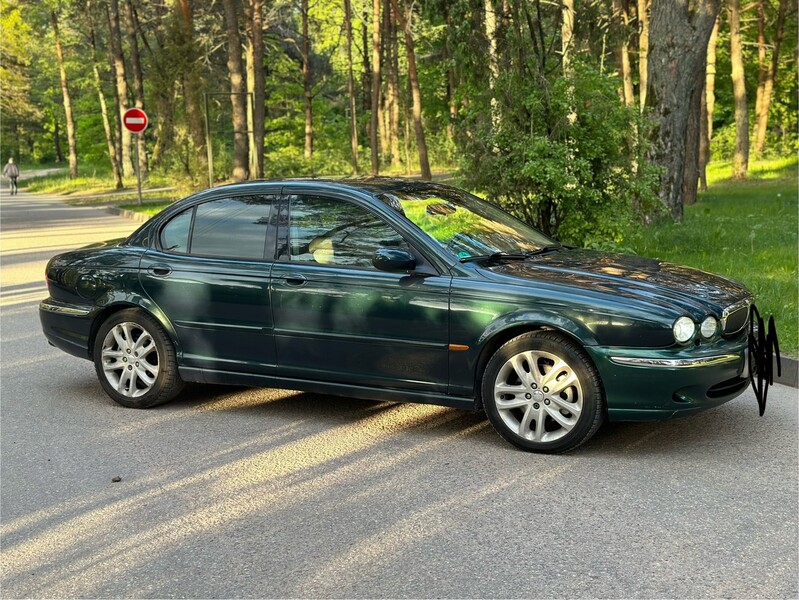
288, 195, 408, 269
160, 196, 275, 260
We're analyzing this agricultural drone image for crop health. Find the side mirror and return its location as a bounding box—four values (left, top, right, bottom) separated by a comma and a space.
372, 247, 416, 272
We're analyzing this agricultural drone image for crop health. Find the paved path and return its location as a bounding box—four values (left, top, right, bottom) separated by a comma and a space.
1, 189, 797, 598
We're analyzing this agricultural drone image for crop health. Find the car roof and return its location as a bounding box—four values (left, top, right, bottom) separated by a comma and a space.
210, 177, 458, 197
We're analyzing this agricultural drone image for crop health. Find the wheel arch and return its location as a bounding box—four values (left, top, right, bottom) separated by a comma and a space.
472, 313, 599, 410
88, 298, 181, 361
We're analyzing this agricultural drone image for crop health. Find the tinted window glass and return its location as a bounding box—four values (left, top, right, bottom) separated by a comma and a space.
161, 208, 193, 253
191, 196, 273, 260
289, 195, 408, 268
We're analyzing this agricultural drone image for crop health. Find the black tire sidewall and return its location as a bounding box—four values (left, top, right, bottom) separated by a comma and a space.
481, 332, 604, 453
93, 309, 179, 408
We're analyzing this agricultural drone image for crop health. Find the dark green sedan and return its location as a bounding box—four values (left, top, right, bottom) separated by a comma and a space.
40, 179, 755, 452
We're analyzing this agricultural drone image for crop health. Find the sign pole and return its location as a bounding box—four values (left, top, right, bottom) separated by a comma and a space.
133, 133, 143, 206
122, 108, 148, 204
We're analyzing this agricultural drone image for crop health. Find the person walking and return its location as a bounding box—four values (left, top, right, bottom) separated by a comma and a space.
3, 158, 20, 195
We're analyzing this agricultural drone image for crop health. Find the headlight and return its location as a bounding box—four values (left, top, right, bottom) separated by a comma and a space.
673, 317, 696, 343
700, 316, 719, 339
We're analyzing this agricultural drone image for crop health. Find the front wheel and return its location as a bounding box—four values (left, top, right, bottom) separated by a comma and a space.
481, 331, 605, 453
93, 308, 184, 408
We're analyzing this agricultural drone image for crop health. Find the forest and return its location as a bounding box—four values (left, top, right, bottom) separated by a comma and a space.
1, 0, 796, 245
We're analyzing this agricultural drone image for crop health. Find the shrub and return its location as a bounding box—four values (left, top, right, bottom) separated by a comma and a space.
458, 62, 660, 246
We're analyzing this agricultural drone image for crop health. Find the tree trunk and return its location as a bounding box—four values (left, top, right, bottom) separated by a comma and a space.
705, 17, 719, 142
754, 0, 788, 155
387, 2, 400, 168
301, 0, 313, 160
391, 0, 431, 180
754, 0, 767, 140
485, 0, 499, 86
637, 0, 650, 109
107, 0, 133, 177
699, 83, 709, 191
53, 117, 63, 163
682, 76, 704, 204
124, 0, 148, 179
88, 0, 123, 188
51, 10, 78, 179
222, 0, 249, 181
344, 0, 360, 173
444, 5, 457, 139
362, 5, 371, 115
612, 0, 634, 106
729, 0, 748, 179
173, 0, 207, 178
647, 0, 720, 220
248, 0, 265, 177
370, 0, 381, 175
379, 0, 390, 161
561, 0, 574, 71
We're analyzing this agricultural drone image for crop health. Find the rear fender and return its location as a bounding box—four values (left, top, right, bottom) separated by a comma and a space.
90, 292, 182, 360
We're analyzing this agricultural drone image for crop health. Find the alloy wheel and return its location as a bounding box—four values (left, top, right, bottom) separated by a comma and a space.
100, 322, 160, 398
493, 349, 583, 443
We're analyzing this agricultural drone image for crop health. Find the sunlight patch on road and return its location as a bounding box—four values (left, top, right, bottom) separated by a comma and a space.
0, 402, 487, 597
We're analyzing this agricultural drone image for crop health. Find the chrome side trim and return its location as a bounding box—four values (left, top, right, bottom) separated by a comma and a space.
610, 354, 741, 368
39, 300, 92, 317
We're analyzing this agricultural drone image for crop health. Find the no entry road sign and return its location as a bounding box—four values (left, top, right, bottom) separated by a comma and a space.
123, 108, 148, 133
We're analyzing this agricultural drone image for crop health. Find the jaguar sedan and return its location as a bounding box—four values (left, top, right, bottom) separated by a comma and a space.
40, 179, 755, 452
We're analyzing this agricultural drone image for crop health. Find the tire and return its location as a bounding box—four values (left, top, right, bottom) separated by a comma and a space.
481, 331, 605, 453
93, 308, 184, 408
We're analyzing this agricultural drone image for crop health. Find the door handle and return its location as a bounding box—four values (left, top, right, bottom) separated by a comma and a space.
147, 265, 172, 277
284, 274, 307, 287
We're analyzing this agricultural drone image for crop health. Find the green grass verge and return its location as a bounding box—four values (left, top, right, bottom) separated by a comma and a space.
24, 163, 193, 202
628, 157, 798, 355
118, 201, 174, 216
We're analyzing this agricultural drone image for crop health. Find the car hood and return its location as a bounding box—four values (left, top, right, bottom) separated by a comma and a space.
482, 249, 750, 317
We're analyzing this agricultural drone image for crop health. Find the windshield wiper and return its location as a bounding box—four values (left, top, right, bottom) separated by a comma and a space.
459, 252, 529, 263
524, 244, 563, 257
459, 245, 565, 263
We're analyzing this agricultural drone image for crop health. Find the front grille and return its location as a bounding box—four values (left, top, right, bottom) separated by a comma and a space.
722, 300, 750, 335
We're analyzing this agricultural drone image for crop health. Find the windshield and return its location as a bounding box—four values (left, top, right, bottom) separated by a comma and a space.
379, 186, 555, 260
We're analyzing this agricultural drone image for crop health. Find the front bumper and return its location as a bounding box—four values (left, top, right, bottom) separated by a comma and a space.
39, 298, 97, 360
587, 338, 750, 421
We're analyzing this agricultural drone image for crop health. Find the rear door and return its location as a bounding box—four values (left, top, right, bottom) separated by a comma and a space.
139, 194, 278, 374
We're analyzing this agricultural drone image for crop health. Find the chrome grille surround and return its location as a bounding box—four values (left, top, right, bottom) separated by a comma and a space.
722, 298, 751, 335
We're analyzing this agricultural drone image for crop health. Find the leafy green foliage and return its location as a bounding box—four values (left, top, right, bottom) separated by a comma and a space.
459, 62, 660, 246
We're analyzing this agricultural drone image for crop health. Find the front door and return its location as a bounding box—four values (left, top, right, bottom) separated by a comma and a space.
139, 194, 278, 373
270, 192, 451, 393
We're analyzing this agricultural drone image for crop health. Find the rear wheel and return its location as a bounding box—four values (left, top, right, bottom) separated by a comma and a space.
482, 331, 604, 453
93, 309, 184, 408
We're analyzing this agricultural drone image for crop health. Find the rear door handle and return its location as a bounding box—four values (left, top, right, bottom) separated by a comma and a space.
284, 274, 307, 287
147, 265, 172, 277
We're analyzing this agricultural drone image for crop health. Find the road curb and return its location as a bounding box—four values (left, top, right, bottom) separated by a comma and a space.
775, 355, 798, 388
105, 205, 151, 222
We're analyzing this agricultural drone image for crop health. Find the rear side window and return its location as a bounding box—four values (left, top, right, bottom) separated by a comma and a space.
160, 196, 275, 260
161, 209, 192, 253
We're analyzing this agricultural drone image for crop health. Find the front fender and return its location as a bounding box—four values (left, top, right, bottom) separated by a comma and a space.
477, 309, 599, 348
448, 307, 599, 399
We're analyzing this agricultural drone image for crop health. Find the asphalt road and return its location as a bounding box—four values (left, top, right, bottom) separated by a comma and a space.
1, 188, 797, 599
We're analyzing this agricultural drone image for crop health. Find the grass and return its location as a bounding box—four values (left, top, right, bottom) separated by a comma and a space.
627, 157, 798, 355
24, 163, 193, 204
118, 201, 173, 216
